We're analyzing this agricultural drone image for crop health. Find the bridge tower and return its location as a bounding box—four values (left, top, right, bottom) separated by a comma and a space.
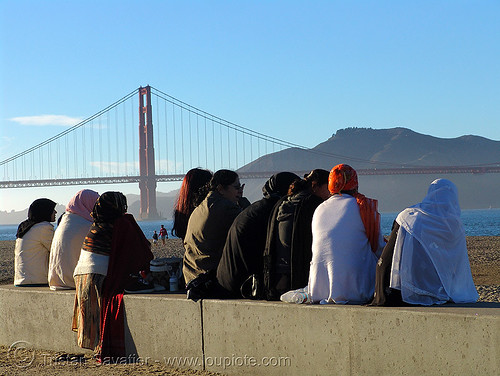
138, 86, 159, 219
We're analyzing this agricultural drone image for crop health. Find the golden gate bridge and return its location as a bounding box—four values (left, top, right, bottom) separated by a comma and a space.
1, 86, 499, 219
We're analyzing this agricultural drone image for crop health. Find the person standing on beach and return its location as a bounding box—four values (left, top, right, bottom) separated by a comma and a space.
159, 225, 168, 244
72, 191, 153, 361
14, 198, 57, 286
152, 230, 159, 244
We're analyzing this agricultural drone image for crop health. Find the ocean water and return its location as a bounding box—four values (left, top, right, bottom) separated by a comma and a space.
0, 210, 498, 241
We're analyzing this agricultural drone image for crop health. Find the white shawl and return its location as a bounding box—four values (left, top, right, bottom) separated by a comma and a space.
308, 195, 384, 304
48, 212, 93, 289
390, 179, 478, 305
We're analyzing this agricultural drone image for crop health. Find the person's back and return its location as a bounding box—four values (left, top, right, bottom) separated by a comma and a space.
183, 190, 241, 284
306, 164, 384, 305
15, 222, 54, 286
375, 178, 479, 306
263, 169, 329, 300
48, 213, 92, 289
48, 189, 99, 290
216, 172, 300, 298
14, 198, 57, 287
183, 170, 244, 287
309, 194, 379, 303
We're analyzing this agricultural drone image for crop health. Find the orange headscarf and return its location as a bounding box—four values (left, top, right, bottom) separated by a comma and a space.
328, 164, 381, 252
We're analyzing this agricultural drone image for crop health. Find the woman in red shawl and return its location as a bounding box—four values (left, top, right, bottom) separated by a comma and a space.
72, 191, 153, 361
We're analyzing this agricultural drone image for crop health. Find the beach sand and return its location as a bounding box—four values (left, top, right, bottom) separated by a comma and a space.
1, 237, 499, 298
0, 237, 498, 375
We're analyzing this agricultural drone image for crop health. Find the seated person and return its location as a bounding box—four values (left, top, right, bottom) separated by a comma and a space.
371, 179, 479, 306
216, 172, 299, 298
183, 170, 248, 295
307, 164, 385, 304
263, 169, 330, 300
172, 168, 213, 240
14, 198, 57, 286
48, 189, 99, 290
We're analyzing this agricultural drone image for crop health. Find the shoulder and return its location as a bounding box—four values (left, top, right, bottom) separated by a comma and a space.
30, 221, 54, 234
208, 192, 240, 213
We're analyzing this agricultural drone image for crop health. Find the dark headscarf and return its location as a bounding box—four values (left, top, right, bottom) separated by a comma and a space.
262, 172, 300, 199
16, 198, 56, 239
216, 172, 299, 296
82, 192, 127, 256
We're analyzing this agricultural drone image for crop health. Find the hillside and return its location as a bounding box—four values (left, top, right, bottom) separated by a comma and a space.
239, 127, 500, 172
238, 127, 500, 211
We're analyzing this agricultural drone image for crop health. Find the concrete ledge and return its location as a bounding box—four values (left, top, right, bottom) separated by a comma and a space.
123, 293, 203, 370
203, 299, 499, 375
0, 286, 204, 370
0, 285, 498, 375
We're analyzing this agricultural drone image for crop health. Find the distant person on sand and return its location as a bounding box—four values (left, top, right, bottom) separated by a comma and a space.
183, 169, 249, 299
370, 178, 479, 306
152, 230, 158, 244
72, 192, 153, 361
14, 198, 57, 286
159, 225, 168, 244
48, 189, 99, 290
172, 168, 213, 240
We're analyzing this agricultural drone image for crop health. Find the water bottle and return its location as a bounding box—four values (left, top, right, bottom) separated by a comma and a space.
169, 275, 179, 292
280, 289, 310, 304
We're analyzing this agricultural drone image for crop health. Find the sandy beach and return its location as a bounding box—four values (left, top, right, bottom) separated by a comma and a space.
0, 237, 498, 375
1, 237, 499, 299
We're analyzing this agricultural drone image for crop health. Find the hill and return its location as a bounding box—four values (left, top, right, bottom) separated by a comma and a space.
239, 127, 500, 172
238, 127, 500, 211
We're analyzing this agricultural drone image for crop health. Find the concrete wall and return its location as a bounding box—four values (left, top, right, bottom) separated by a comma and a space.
0, 285, 498, 375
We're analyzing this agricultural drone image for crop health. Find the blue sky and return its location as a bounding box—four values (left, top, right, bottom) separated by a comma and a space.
1, 1, 499, 212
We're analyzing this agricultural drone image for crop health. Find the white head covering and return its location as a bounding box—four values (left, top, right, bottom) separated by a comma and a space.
390, 179, 478, 305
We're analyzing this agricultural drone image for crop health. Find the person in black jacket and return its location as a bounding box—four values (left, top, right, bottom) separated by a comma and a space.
216, 172, 299, 298
263, 169, 330, 300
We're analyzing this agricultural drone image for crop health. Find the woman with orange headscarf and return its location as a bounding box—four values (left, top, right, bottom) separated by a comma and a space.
307, 164, 385, 304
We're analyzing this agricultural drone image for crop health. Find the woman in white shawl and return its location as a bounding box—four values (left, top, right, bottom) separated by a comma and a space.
281, 164, 385, 305
371, 179, 478, 306
48, 189, 99, 290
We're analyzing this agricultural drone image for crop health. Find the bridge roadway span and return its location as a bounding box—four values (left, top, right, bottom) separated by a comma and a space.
2, 165, 500, 188
0, 285, 498, 375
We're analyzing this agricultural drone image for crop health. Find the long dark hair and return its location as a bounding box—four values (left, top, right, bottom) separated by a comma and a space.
172, 168, 213, 239
288, 169, 329, 196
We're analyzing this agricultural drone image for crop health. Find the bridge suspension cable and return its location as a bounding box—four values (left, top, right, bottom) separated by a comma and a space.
2, 85, 499, 190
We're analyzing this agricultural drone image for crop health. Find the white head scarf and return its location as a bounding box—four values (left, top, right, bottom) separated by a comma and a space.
390, 179, 478, 305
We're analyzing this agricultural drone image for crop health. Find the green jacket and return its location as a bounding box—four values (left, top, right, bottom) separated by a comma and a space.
182, 191, 242, 284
